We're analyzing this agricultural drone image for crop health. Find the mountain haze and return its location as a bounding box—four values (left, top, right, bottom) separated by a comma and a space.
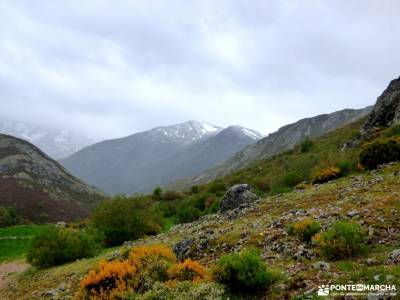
171, 107, 372, 189
61, 121, 263, 195
0, 118, 94, 159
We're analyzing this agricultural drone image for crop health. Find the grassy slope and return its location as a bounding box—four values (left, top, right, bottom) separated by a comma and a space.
1, 163, 399, 299
0, 225, 49, 262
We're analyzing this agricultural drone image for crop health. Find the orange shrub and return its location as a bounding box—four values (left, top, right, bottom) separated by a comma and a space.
128, 244, 177, 268
167, 259, 209, 283
77, 245, 211, 299
78, 260, 136, 299
313, 167, 341, 184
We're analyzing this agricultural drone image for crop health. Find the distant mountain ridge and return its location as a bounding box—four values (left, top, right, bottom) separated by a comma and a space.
0, 117, 94, 159
0, 134, 104, 222
170, 107, 373, 189
61, 121, 264, 195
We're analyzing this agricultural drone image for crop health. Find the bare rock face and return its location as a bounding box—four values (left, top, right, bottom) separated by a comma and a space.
220, 184, 258, 212
361, 76, 400, 134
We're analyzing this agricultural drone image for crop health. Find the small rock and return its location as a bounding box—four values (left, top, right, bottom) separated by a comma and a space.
366, 258, 377, 266
386, 275, 395, 281
294, 249, 314, 260
313, 261, 330, 271
389, 249, 400, 264
347, 210, 359, 218
56, 222, 66, 228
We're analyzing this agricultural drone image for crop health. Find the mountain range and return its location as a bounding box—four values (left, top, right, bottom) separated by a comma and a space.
0, 134, 104, 222
0, 118, 94, 159
170, 106, 372, 189
61, 121, 264, 195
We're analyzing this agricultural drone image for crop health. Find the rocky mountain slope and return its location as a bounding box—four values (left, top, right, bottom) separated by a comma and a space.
171, 107, 372, 189
61, 121, 263, 195
0, 134, 104, 222
0, 118, 94, 159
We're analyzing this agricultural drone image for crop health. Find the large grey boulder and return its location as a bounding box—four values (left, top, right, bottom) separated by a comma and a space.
220, 184, 258, 212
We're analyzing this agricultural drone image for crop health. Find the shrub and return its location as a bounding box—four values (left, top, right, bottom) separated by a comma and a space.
79, 260, 136, 299
91, 196, 161, 246
204, 197, 221, 215
78, 245, 177, 299
168, 259, 209, 282
287, 219, 321, 242
123, 281, 225, 300
0, 206, 20, 227
213, 248, 273, 292
190, 185, 200, 194
313, 221, 366, 260
295, 182, 308, 190
27, 226, 102, 268
204, 196, 216, 209
155, 202, 177, 218
207, 181, 226, 193
300, 138, 314, 153
128, 245, 177, 292
153, 187, 163, 200
176, 206, 201, 223
384, 124, 400, 137
163, 190, 184, 201
78, 244, 213, 299
255, 177, 270, 192
336, 160, 355, 176
281, 171, 304, 187
313, 167, 341, 184
359, 138, 400, 169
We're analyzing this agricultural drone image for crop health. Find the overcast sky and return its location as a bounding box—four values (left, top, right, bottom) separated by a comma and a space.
0, 1, 399, 140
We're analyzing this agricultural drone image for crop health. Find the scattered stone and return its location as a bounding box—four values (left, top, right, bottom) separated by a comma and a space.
347, 210, 359, 218
220, 184, 258, 212
294, 249, 314, 260
388, 249, 400, 264
313, 261, 330, 271
56, 222, 66, 228
173, 238, 195, 262
366, 258, 378, 266
386, 275, 395, 281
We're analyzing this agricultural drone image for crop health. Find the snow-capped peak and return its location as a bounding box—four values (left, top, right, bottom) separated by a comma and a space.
151, 121, 222, 144
241, 127, 265, 140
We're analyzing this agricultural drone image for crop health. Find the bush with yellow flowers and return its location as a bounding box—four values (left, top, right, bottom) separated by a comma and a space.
167, 259, 209, 283
312, 167, 341, 184
76, 244, 210, 300
287, 218, 321, 242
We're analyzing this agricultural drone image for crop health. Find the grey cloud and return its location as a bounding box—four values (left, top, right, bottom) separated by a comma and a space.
0, 1, 399, 140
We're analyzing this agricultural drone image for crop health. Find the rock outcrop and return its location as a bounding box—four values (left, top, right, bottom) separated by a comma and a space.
220, 184, 258, 212
361, 76, 400, 134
